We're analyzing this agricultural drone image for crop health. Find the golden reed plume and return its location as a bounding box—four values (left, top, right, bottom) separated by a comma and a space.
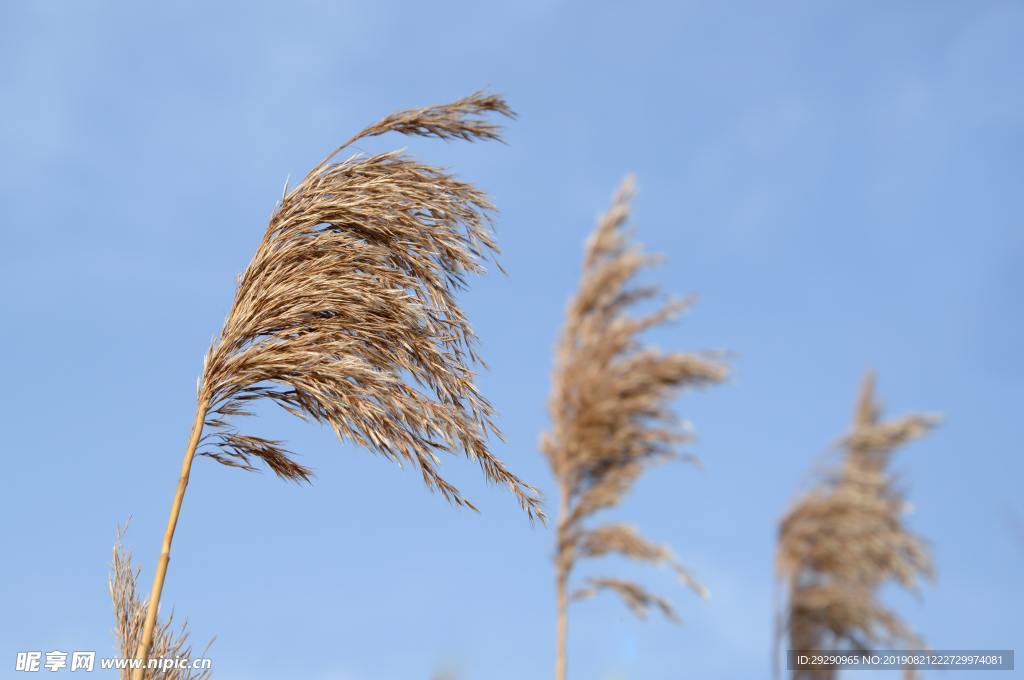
111, 525, 212, 680
129, 92, 543, 677
776, 371, 940, 680
541, 177, 728, 680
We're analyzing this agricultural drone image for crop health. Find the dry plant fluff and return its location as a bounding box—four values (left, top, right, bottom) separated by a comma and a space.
111, 526, 212, 680
541, 177, 728, 680
775, 371, 940, 680
130, 92, 543, 677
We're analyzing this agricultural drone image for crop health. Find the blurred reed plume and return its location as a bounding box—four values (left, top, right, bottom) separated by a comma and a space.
130, 91, 543, 677
775, 371, 940, 680
111, 525, 212, 680
541, 176, 729, 680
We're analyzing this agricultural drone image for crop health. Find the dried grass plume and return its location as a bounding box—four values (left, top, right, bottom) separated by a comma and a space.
541, 177, 728, 680
131, 91, 541, 676
111, 525, 212, 680
198, 90, 538, 514
775, 371, 940, 680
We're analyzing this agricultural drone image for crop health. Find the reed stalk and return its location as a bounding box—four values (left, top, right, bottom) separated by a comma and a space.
133, 401, 208, 675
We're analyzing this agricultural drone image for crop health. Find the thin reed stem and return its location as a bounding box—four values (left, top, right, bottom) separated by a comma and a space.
132, 398, 209, 679
555, 481, 569, 680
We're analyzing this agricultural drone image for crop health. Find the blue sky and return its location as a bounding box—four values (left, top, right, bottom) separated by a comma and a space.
1, 2, 1022, 679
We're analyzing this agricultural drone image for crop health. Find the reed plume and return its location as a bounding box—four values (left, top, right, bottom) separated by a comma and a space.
130, 91, 543, 677
541, 177, 728, 680
775, 371, 940, 680
111, 525, 212, 680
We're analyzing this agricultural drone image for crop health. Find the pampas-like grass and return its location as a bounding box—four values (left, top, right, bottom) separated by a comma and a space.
541, 177, 728, 680
775, 371, 940, 680
130, 91, 543, 676
111, 525, 212, 680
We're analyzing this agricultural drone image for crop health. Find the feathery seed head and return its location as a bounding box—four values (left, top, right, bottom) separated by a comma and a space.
192, 92, 541, 520
110, 525, 213, 680
776, 372, 939, 679
545, 176, 727, 622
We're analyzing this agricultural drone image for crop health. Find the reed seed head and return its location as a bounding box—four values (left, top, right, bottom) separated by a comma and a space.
191, 92, 542, 520
110, 525, 213, 680
776, 371, 940, 680
544, 176, 728, 621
